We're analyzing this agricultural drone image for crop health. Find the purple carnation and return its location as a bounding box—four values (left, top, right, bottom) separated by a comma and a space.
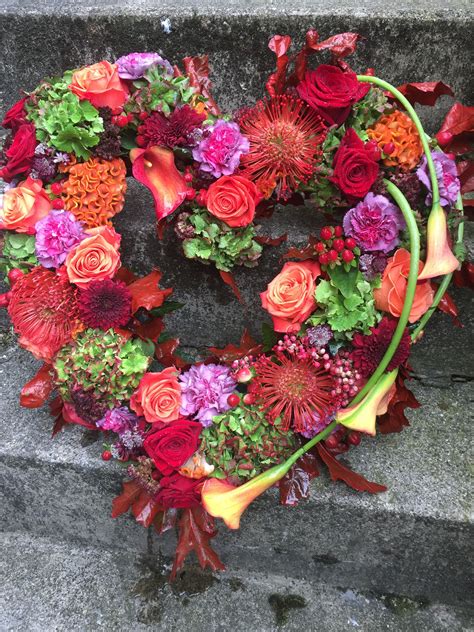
97, 407, 139, 434
192, 120, 249, 178
115, 52, 173, 80
179, 363, 237, 427
343, 193, 405, 254
417, 151, 460, 207
35, 210, 86, 268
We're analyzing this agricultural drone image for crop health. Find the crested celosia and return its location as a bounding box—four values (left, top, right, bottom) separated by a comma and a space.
367, 110, 423, 171
179, 363, 237, 426
35, 210, 86, 268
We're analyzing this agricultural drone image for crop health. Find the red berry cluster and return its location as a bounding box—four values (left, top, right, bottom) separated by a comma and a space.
323, 426, 361, 454
314, 225, 356, 266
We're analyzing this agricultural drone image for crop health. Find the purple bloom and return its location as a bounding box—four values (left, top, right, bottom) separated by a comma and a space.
115, 52, 173, 80
417, 151, 460, 207
192, 120, 249, 178
35, 211, 86, 268
300, 410, 336, 439
179, 363, 237, 427
343, 193, 405, 253
359, 253, 388, 281
306, 325, 333, 349
97, 406, 140, 433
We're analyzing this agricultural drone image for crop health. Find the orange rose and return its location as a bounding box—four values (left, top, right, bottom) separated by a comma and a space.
260, 261, 321, 333
69, 61, 128, 109
0, 177, 51, 233
130, 368, 181, 424
65, 225, 121, 288
374, 248, 434, 323
206, 175, 258, 227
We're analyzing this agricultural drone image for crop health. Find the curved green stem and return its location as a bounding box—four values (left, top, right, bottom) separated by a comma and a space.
286, 419, 338, 467
357, 75, 440, 207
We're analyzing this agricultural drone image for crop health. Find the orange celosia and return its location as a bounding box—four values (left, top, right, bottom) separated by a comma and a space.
60, 157, 127, 228
367, 110, 423, 171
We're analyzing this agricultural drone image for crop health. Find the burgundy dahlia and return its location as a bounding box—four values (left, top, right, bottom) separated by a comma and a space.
139, 105, 206, 149
78, 279, 132, 330
350, 317, 411, 378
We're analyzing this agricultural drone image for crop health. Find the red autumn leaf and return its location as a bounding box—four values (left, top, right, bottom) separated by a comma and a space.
378, 365, 421, 434
111, 479, 143, 518
316, 444, 387, 493
436, 288, 463, 327
128, 269, 173, 314
453, 261, 474, 289
396, 81, 454, 107
155, 337, 187, 369
307, 31, 363, 59
266, 34, 292, 97
183, 55, 220, 116
208, 329, 263, 363
131, 316, 165, 342
130, 146, 188, 220
282, 236, 318, 261
132, 493, 162, 528
436, 102, 474, 155
50, 396, 68, 437
170, 505, 225, 580
115, 266, 138, 285
255, 233, 288, 247
219, 270, 244, 303
153, 508, 178, 534
20, 363, 54, 408
279, 451, 320, 506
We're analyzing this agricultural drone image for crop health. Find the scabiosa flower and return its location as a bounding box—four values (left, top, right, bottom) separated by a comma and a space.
343, 193, 405, 253
7, 267, 80, 362
35, 210, 86, 268
115, 52, 173, 80
306, 324, 333, 349
252, 353, 335, 432
192, 119, 249, 178
238, 96, 326, 199
359, 253, 388, 281
179, 363, 237, 426
417, 151, 461, 207
140, 106, 206, 149
78, 279, 132, 330
350, 317, 411, 378
96, 406, 140, 433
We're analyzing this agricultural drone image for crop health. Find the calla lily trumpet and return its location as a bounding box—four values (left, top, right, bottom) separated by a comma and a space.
336, 369, 398, 436
202, 461, 291, 529
417, 204, 459, 280
130, 146, 188, 221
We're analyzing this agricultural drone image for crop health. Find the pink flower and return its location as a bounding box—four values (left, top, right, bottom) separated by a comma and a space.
192, 120, 249, 178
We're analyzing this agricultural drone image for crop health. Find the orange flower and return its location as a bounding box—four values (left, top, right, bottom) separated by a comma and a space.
374, 248, 434, 323
61, 157, 127, 228
260, 261, 320, 332
417, 204, 459, 280
65, 225, 121, 288
130, 368, 181, 424
0, 177, 51, 233
69, 61, 128, 109
367, 110, 423, 171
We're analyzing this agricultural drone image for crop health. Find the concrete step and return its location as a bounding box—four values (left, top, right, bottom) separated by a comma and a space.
2, 531, 472, 632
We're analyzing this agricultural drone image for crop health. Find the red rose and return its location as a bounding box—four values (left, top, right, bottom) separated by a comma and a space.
155, 473, 203, 509
297, 65, 369, 127
206, 175, 259, 227
0, 123, 37, 182
330, 128, 380, 199
143, 418, 202, 475
2, 98, 28, 132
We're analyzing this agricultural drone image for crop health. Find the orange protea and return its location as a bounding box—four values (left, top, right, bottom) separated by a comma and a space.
238, 96, 326, 199
60, 157, 127, 228
8, 267, 81, 362
367, 110, 423, 171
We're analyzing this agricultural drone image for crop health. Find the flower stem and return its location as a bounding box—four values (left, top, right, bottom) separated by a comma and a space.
285, 419, 339, 468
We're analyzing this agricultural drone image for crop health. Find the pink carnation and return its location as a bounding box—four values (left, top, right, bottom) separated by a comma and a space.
192, 120, 249, 178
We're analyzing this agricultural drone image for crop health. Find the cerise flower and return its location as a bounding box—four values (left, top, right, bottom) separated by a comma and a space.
238, 96, 326, 199
350, 317, 411, 378
8, 267, 80, 362
140, 105, 206, 149
78, 279, 132, 330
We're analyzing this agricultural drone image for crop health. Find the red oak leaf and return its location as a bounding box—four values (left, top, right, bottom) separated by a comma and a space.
111, 479, 143, 518
50, 396, 68, 437
306, 31, 363, 59
219, 270, 243, 303
435, 287, 463, 327
396, 81, 454, 107
20, 363, 54, 408
282, 236, 318, 261
208, 329, 263, 363
183, 55, 220, 116
377, 365, 421, 434
279, 451, 320, 506
453, 261, 474, 289
436, 102, 474, 155
316, 444, 387, 493
255, 233, 288, 247
266, 35, 292, 97
128, 269, 173, 313
155, 337, 188, 369
153, 508, 178, 535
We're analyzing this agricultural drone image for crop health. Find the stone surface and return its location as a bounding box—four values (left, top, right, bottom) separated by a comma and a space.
2, 531, 472, 632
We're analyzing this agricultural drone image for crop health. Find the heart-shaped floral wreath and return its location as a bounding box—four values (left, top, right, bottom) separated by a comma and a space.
0, 30, 471, 579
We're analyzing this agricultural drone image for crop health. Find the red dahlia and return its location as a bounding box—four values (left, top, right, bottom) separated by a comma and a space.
252, 353, 335, 432
140, 105, 206, 148
8, 267, 80, 362
78, 279, 132, 330
350, 317, 411, 378
238, 96, 326, 199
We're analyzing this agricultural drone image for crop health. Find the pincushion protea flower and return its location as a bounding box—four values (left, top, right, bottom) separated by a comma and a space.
7, 267, 81, 362
238, 96, 326, 199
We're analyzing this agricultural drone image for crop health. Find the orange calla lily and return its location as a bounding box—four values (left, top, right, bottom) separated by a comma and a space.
417, 204, 459, 280
130, 146, 188, 221
336, 369, 398, 436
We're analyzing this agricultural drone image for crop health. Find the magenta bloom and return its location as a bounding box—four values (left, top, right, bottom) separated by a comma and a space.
192, 120, 249, 178
97, 407, 139, 433
343, 193, 405, 253
35, 210, 86, 268
115, 52, 173, 80
179, 363, 236, 426
417, 151, 460, 207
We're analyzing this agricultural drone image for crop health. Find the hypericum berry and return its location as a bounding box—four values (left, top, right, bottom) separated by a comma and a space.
324, 434, 339, 449
315, 242, 326, 253
347, 431, 361, 446
184, 172, 194, 183
136, 135, 145, 147
50, 182, 63, 196
383, 142, 395, 155
111, 107, 123, 116
436, 131, 453, 146
138, 111, 149, 121
101, 450, 112, 461
319, 252, 329, 265
196, 189, 208, 206
116, 116, 129, 128
227, 393, 240, 408
320, 226, 333, 241
334, 226, 343, 237
243, 393, 256, 405
7, 268, 24, 285
185, 188, 196, 200
332, 238, 345, 252
344, 237, 356, 250
328, 249, 338, 262
52, 198, 64, 209
342, 249, 355, 263
0, 291, 12, 308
